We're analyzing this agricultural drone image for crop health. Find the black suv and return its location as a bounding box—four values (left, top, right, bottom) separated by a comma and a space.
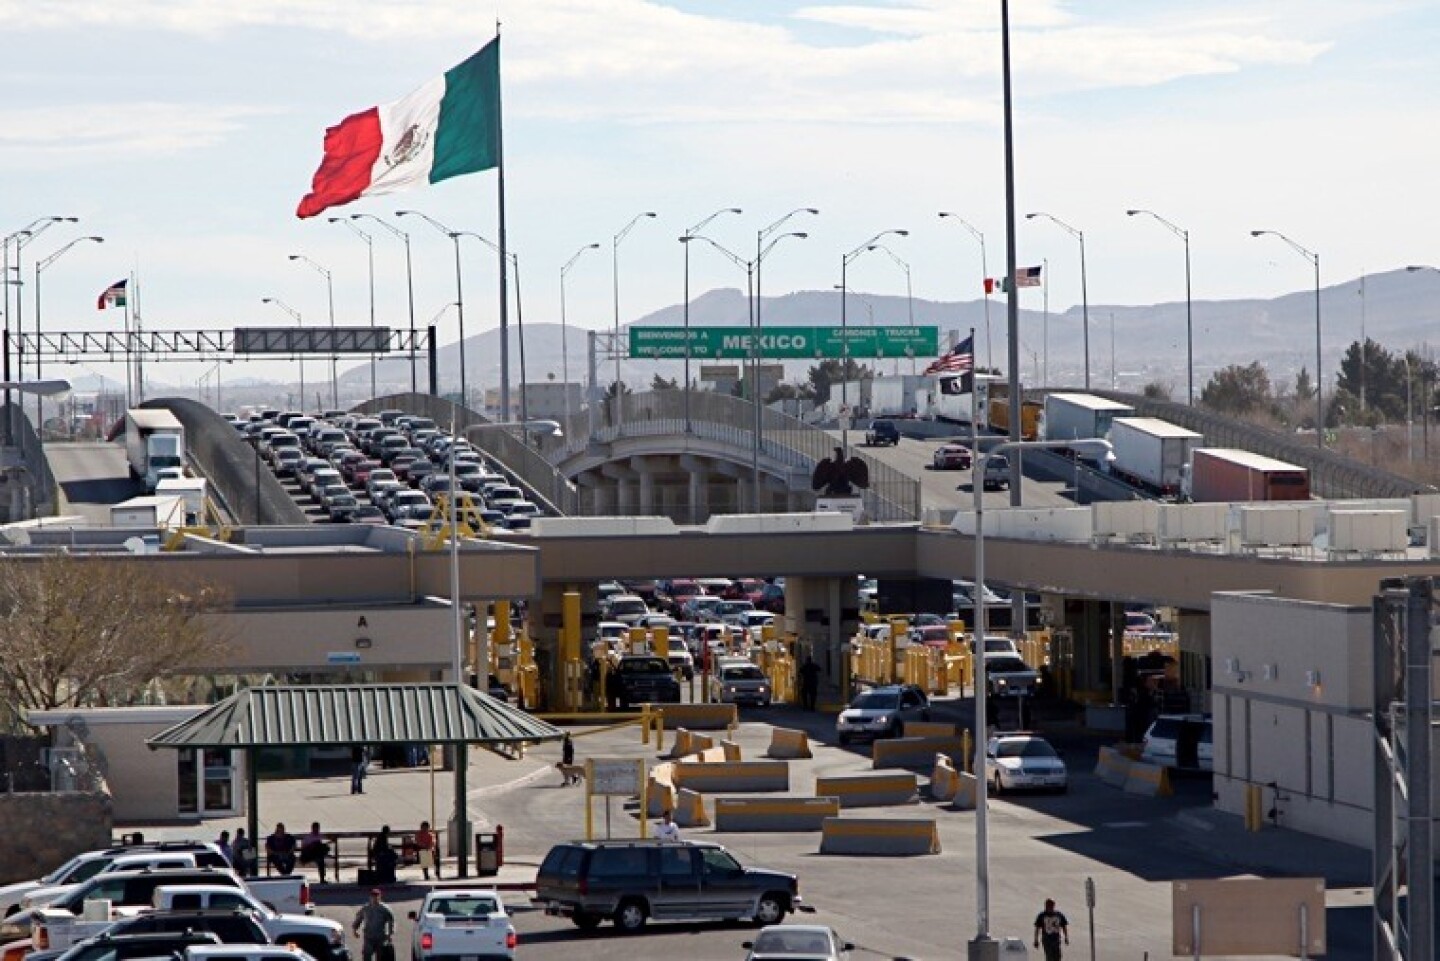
608, 656, 681, 709
865, 419, 900, 446
38, 932, 223, 961
535, 839, 800, 933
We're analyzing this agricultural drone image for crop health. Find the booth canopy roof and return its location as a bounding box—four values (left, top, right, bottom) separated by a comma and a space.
146, 684, 563, 749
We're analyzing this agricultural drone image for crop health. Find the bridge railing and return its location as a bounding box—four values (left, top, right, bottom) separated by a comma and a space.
2, 403, 59, 521
545, 391, 920, 522
356, 394, 580, 516
1089, 389, 1435, 499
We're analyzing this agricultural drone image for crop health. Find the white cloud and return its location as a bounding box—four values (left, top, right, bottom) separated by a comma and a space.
0, 103, 273, 159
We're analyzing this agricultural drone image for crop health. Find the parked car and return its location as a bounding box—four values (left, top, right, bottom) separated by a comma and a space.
711, 662, 771, 707
407, 889, 515, 961
744, 925, 853, 961
835, 684, 930, 744
1141, 714, 1213, 772
985, 733, 1068, 794
609, 655, 681, 708
665, 637, 695, 680
931, 443, 973, 470
534, 839, 801, 932
864, 419, 900, 446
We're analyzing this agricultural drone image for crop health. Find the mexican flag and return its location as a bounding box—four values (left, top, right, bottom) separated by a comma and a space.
296, 39, 500, 219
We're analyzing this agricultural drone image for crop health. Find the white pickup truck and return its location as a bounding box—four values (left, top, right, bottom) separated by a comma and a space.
31, 867, 309, 953
150, 886, 346, 961
407, 889, 517, 961
0, 843, 228, 917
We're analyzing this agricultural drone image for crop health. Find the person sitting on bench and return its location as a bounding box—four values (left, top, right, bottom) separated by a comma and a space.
370, 825, 399, 884
266, 822, 298, 876
300, 821, 330, 883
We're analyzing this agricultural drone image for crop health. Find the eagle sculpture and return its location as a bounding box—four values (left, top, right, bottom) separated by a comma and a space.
811, 447, 870, 496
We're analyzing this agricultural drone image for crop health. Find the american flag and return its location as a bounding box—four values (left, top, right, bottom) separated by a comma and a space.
924, 334, 974, 375
1013, 264, 1043, 288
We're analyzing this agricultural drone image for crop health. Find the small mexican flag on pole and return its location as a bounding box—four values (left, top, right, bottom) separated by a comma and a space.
295, 39, 501, 218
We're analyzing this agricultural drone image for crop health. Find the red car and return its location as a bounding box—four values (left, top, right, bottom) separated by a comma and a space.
932, 443, 973, 470
351, 458, 383, 485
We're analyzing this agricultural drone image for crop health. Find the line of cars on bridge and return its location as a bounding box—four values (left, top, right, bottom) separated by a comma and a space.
228, 408, 545, 530
0, 838, 342, 961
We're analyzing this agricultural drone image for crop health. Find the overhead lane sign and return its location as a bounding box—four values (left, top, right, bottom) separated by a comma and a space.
629, 325, 938, 360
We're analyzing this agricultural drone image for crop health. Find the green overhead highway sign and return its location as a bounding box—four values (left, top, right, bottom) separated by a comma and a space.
629, 325, 938, 360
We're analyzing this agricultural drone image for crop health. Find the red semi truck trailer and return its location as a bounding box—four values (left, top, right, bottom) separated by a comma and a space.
1185, 448, 1311, 502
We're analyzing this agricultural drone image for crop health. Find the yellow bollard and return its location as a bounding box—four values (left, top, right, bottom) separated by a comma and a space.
653, 709, 665, 753
961, 729, 973, 773
641, 705, 651, 746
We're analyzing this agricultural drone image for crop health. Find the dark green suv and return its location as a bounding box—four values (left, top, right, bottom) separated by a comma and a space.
864, 419, 900, 446
534, 839, 800, 933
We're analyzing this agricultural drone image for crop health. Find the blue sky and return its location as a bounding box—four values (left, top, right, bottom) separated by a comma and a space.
2, 1, 1437, 390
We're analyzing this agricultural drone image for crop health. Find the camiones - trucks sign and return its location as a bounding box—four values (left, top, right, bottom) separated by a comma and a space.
628, 325, 938, 360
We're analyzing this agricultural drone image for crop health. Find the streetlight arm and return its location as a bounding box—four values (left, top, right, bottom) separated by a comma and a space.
758, 231, 807, 263
845, 229, 908, 264
615, 211, 658, 247
687, 207, 743, 239
350, 213, 408, 242
938, 212, 983, 245
1250, 229, 1317, 265
1126, 209, 1186, 240
681, 234, 749, 271
563, 243, 601, 276
261, 297, 302, 323
1026, 211, 1081, 241
37, 236, 104, 271
759, 207, 818, 242
395, 209, 455, 238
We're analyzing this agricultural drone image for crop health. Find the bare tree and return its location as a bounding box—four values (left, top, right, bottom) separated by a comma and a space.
0, 555, 233, 719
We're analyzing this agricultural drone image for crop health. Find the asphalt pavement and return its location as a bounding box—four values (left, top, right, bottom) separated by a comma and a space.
123, 698, 1373, 961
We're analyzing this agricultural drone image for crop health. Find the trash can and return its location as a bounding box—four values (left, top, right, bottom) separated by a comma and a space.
475, 826, 504, 876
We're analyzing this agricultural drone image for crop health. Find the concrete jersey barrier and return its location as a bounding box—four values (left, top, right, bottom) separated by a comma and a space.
1122, 759, 1174, 797
819, 817, 941, 856
673, 760, 790, 793
872, 736, 967, 770
650, 702, 738, 732
766, 727, 813, 759
930, 754, 960, 801
815, 773, 919, 808
712, 797, 840, 832
1094, 746, 1133, 788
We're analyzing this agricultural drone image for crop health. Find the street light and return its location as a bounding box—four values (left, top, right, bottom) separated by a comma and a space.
612, 212, 658, 424
869, 244, 915, 375
351, 214, 420, 394
449, 230, 522, 421
1026, 212, 1090, 390
4, 217, 78, 445
561, 244, 601, 429
754, 210, 818, 421
329, 217, 377, 399
262, 298, 307, 412
840, 231, 908, 453
937, 213, 993, 369
397, 210, 470, 406
1251, 230, 1323, 447
287, 253, 337, 410
683, 207, 744, 434
1126, 209, 1194, 404
35, 235, 103, 433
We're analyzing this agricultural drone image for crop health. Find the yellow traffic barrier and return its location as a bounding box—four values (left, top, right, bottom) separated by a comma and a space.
650, 702, 738, 732
720, 739, 742, 762
691, 733, 716, 754
1122, 760, 1174, 798
674, 787, 710, 828
952, 771, 977, 810
818, 817, 941, 856
1245, 783, 1264, 832
1094, 746, 1133, 788
766, 727, 813, 759
672, 760, 790, 793
905, 721, 958, 739
815, 773, 919, 808
930, 754, 959, 801
712, 797, 840, 832
872, 736, 967, 770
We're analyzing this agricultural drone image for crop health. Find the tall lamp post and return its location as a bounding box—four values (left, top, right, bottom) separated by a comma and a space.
287, 253, 337, 410
560, 244, 601, 429
329, 217, 377, 400
841, 231, 908, 453
448, 231, 520, 420
1251, 230, 1323, 447
682, 207, 744, 434
262, 298, 306, 412
1026, 212, 1090, 390
612, 212, 657, 425
351, 214, 419, 395
4, 217, 78, 446
397, 211, 470, 406
937, 213, 993, 369
869, 244, 915, 376
1126, 209, 1193, 404
35, 235, 104, 432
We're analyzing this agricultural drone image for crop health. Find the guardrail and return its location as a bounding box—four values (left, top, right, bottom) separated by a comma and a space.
2, 403, 59, 521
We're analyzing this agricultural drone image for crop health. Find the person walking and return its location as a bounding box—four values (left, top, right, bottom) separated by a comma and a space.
655, 810, 681, 842
799, 656, 821, 712
352, 888, 395, 961
1033, 898, 1070, 961
351, 745, 368, 794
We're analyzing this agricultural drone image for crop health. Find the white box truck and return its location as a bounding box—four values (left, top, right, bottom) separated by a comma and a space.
155, 476, 207, 525
1042, 392, 1134, 442
1109, 416, 1204, 496
110, 495, 185, 529
124, 409, 186, 492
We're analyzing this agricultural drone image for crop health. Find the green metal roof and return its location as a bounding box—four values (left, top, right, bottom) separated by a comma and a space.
146, 683, 563, 749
